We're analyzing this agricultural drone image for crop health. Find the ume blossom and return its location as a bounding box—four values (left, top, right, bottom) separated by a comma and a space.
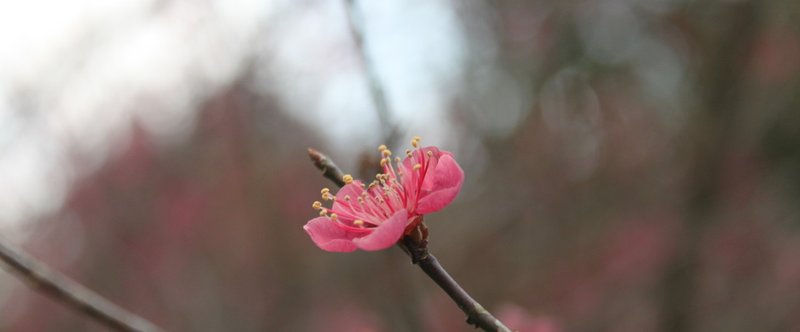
304, 137, 464, 252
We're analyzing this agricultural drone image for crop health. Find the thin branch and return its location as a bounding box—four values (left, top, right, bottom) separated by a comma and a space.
341, 0, 398, 144
0, 237, 163, 332
308, 148, 346, 187
308, 148, 512, 332
398, 237, 512, 332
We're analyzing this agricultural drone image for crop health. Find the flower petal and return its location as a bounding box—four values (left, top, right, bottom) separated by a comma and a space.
334, 181, 365, 200
352, 209, 408, 251
416, 154, 464, 214
303, 217, 359, 252
331, 182, 367, 221
400, 146, 444, 203
400, 147, 443, 179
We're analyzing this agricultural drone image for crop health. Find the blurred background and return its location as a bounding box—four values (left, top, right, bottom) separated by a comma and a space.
1, 0, 799, 331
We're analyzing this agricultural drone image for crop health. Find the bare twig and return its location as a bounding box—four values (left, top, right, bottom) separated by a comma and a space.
341, 0, 398, 145
0, 237, 163, 332
308, 148, 346, 187
308, 148, 512, 332
399, 237, 512, 332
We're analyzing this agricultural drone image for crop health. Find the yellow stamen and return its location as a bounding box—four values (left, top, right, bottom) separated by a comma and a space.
380, 158, 389, 166
427, 151, 433, 157
378, 144, 387, 152
312, 201, 322, 210
321, 188, 330, 195
330, 213, 338, 221
413, 163, 422, 170
319, 208, 328, 216
354, 220, 364, 227
342, 174, 354, 184
411, 136, 421, 147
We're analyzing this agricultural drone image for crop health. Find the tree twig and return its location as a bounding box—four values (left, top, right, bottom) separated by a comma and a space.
308, 148, 346, 187
0, 237, 163, 332
341, 0, 399, 145
308, 148, 512, 332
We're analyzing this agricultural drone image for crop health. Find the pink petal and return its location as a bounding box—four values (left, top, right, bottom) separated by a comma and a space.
416, 153, 464, 214
303, 217, 359, 252
419, 153, 443, 192
332, 182, 368, 220
400, 147, 443, 179
334, 181, 365, 199
400, 147, 444, 200
352, 210, 408, 251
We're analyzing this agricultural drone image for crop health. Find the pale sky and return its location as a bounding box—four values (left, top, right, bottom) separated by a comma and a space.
0, 0, 503, 232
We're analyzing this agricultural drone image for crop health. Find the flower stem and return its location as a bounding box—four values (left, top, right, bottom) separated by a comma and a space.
0, 236, 162, 332
308, 148, 512, 332
399, 237, 512, 332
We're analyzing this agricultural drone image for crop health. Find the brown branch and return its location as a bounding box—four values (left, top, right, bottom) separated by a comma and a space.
308, 148, 512, 332
308, 148, 346, 187
341, 0, 399, 145
342, 0, 391, 129
399, 236, 512, 332
0, 237, 163, 332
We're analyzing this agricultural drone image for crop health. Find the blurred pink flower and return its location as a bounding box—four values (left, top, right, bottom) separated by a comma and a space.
304, 137, 464, 252
309, 301, 383, 332
496, 304, 561, 332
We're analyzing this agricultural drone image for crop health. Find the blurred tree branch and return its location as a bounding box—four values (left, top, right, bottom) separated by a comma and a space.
342, 0, 399, 146
308, 148, 512, 332
0, 237, 162, 332
659, 2, 762, 331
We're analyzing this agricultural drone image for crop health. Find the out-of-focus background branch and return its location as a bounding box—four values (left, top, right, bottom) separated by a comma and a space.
1, 0, 799, 331
0, 237, 162, 331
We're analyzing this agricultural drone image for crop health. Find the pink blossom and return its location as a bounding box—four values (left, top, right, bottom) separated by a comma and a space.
304, 137, 464, 252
